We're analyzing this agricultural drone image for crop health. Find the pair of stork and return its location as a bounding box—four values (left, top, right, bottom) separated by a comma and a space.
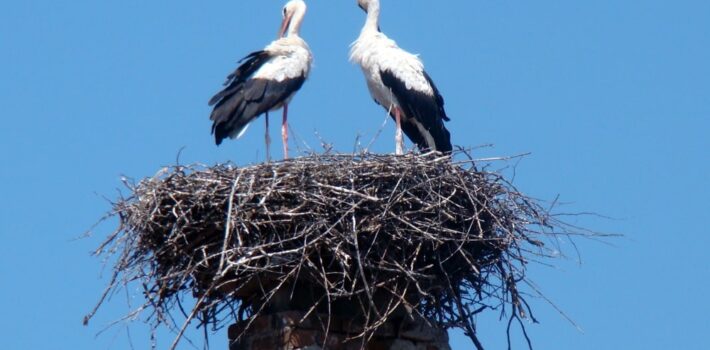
209, 0, 452, 159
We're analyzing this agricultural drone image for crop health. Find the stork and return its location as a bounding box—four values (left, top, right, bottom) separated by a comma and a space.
350, 0, 452, 155
209, 0, 312, 160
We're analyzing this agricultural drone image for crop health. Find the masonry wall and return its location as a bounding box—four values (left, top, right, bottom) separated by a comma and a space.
229, 311, 451, 350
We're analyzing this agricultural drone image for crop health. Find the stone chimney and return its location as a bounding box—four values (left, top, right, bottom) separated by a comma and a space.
228, 310, 451, 350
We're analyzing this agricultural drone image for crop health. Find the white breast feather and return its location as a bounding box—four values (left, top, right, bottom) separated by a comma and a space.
255, 36, 312, 82
350, 32, 434, 101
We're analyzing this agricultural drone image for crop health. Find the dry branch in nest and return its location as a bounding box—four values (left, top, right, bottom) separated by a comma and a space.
86, 152, 578, 349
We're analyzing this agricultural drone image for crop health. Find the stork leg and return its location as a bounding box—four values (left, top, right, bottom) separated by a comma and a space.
282, 104, 289, 160
265, 112, 271, 162
394, 107, 404, 155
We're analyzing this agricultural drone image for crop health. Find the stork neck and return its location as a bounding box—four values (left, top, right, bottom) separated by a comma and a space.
287, 9, 306, 36
362, 3, 381, 33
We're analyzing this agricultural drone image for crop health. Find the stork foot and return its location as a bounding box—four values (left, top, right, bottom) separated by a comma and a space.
265, 112, 272, 162
282, 104, 289, 160
394, 108, 404, 155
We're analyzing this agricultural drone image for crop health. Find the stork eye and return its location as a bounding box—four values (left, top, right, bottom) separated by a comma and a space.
283, 7, 287, 17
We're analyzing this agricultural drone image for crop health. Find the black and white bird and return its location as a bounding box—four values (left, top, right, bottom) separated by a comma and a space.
209, 0, 312, 160
350, 0, 452, 154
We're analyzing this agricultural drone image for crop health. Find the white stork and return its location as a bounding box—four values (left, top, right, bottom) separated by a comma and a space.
209, 0, 312, 160
350, 0, 452, 155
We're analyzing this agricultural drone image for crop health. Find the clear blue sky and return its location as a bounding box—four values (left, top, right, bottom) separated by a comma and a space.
1, 1, 708, 349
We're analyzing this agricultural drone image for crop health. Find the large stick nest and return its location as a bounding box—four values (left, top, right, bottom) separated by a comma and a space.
87, 152, 574, 349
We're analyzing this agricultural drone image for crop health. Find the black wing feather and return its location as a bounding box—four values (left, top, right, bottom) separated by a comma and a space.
208, 49, 307, 145
380, 70, 452, 153
209, 55, 306, 146
208, 51, 271, 106
423, 71, 449, 122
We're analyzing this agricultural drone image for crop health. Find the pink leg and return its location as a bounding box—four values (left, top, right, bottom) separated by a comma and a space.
394, 107, 404, 155
282, 104, 289, 160
265, 112, 271, 162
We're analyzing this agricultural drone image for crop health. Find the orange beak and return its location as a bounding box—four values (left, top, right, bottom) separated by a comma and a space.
278, 12, 293, 38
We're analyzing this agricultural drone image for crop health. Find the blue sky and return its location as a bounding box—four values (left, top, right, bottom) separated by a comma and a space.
1, 0, 708, 349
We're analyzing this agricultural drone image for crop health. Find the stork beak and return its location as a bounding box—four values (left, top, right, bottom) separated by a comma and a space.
278, 12, 294, 38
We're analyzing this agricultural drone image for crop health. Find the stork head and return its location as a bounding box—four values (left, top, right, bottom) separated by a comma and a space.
357, 0, 370, 13
357, 0, 381, 15
279, 0, 307, 38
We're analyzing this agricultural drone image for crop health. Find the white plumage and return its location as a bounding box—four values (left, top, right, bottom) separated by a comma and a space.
350, 0, 452, 154
255, 36, 312, 84
350, 35, 433, 96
